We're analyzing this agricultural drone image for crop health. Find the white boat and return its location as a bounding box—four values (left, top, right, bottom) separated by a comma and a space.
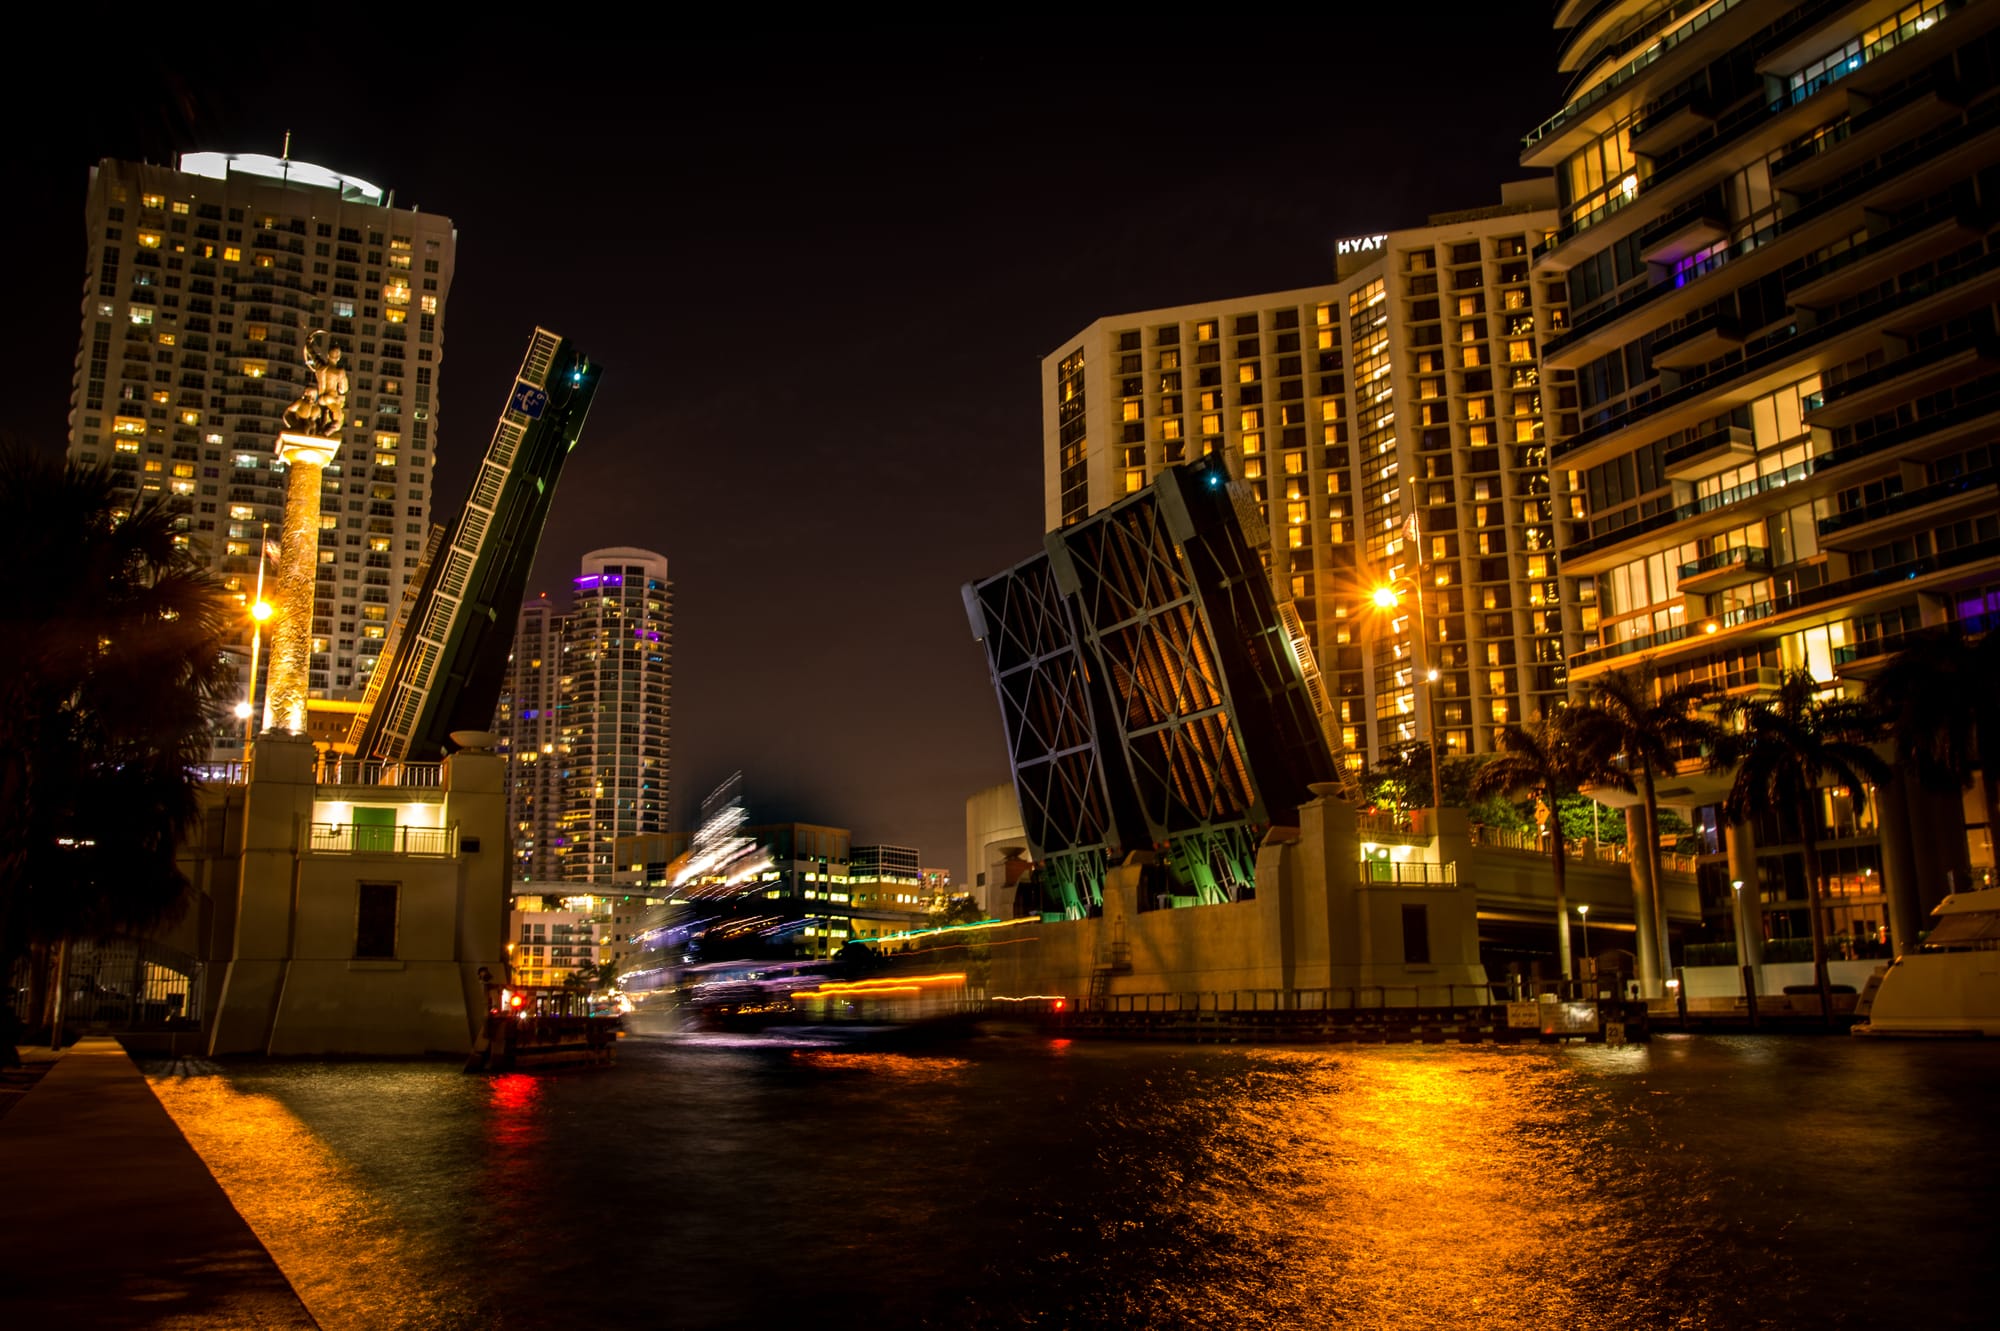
1853, 887, 2000, 1038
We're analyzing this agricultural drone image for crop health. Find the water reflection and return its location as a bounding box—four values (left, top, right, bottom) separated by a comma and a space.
148, 1036, 2000, 1330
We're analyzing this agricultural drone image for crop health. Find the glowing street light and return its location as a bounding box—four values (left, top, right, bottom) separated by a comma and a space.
1371, 577, 1442, 830
250, 599, 274, 622
1577, 902, 1591, 968
234, 701, 253, 720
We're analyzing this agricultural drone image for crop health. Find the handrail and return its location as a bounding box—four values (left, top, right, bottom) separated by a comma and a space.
307, 821, 457, 857
1522, 0, 1747, 152
316, 757, 444, 788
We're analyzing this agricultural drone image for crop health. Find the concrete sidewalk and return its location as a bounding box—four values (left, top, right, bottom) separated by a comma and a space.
0, 1038, 317, 1329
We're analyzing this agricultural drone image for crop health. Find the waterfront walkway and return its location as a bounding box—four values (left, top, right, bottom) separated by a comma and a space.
0, 1038, 317, 1329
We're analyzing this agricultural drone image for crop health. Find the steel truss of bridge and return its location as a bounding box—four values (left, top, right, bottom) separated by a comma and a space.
966, 455, 1344, 916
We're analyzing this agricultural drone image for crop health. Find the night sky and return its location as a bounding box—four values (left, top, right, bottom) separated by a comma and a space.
3, 19, 1567, 878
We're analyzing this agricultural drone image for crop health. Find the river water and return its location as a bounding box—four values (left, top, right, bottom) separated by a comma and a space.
147, 1032, 1998, 1330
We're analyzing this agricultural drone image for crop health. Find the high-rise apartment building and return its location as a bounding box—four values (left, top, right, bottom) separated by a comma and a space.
560, 547, 673, 884
64, 153, 457, 753
1527, 0, 1998, 947
1043, 184, 1576, 767
496, 597, 565, 881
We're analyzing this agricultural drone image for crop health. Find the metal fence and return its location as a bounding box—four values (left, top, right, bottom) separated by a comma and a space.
315, 757, 445, 788
7, 937, 203, 1029
1072, 978, 1607, 1014
308, 821, 458, 856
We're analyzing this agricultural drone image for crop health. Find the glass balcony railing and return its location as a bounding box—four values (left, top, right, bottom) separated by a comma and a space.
1678, 544, 1772, 581
1817, 467, 1999, 538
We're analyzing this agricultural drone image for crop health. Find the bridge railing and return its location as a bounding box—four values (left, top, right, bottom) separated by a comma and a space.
315, 757, 445, 788
1069, 979, 1615, 1014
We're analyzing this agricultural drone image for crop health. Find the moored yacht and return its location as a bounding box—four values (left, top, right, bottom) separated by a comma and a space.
1854, 888, 2000, 1038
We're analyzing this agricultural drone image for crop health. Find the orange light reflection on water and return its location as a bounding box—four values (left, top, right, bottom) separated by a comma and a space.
149, 1072, 472, 1331
1151, 1045, 1689, 1331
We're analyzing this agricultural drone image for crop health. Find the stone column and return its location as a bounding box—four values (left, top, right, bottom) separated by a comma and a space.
1725, 820, 1763, 971
1626, 806, 1663, 998
1876, 774, 1923, 957
261, 432, 338, 735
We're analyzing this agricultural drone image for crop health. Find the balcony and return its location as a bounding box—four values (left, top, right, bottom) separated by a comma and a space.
1677, 544, 1772, 593
1772, 82, 1969, 193
1639, 196, 1731, 267
1834, 608, 2000, 670
1555, 246, 2000, 470
1786, 206, 1989, 310
1663, 423, 1757, 480
308, 822, 458, 857
1521, 0, 1753, 167
1650, 310, 1746, 371
315, 757, 444, 788
1575, 534, 2000, 671
1807, 335, 2000, 430
1815, 467, 2000, 550
1564, 459, 1820, 575
1359, 859, 1458, 885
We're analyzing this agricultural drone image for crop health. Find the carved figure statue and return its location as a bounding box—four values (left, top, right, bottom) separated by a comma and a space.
283, 330, 348, 437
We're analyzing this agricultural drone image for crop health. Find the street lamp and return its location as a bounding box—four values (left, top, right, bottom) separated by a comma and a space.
1731, 878, 1746, 964
1577, 902, 1590, 970
1372, 578, 1442, 831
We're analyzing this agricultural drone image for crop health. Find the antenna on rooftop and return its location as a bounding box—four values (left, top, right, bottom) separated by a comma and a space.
281, 129, 292, 161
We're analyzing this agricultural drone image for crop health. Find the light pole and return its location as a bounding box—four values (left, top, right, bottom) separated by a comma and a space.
1577, 902, 1590, 974
1372, 578, 1441, 830
1730, 877, 1746, 959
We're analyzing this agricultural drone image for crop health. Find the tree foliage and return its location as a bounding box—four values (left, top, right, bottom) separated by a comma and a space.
1716, 670, 1890, 1017
0, 451, 232, 976
1867, 625, 2000, 836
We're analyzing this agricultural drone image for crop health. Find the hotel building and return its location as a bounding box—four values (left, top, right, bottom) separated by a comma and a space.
1043, 183, 1579, 769
559, 547, 673, 884
496, 597, 566, 881
1527, 0, 1999, 948
64, 153, 457, 753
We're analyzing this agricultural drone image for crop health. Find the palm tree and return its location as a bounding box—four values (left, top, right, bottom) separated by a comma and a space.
1717, 671, 1890, 1022
0, 449, 232, 1049
1590, 668, 1723, 991
1471, 704, 1633, 981
1867, 624, 2000, 857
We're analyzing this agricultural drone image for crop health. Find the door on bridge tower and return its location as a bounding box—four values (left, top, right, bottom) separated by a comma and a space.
352, 806, 396, 853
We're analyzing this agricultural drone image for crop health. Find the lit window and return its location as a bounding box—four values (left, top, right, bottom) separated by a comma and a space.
420, 295, 437, 315
247, 324, 268, 342
171, 200, 190, 215
157, 332, 176, 347
113, 416, 146, 437
333, 300, 355, 319
229, 505, 254, 520
256, 254, 275, 269
374, 433, 399, 450
129, 307, 153, 326
223, 246, 241, 262
385, 307, 407, 324
141, 193, 164, 210
242, 361, 267, 378
180, 411, 199, 425
136, 231, 163, 249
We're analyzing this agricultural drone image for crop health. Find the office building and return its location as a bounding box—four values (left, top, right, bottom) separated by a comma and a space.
496, 596, 565, 881
560, 548, 673, 883
64, 152, 457, 753
1527, 0, 1998, 947
1043, 183, 1576, 768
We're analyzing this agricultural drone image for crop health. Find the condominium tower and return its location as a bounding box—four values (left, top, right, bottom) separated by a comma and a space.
1044, 183, 1577, 768
496, 597, 565, 882
1527, 0, 1998, 947
559, 547, 673, 884
64, 153, 457, 752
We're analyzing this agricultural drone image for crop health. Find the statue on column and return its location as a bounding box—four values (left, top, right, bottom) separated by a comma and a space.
282, 329, 348, 439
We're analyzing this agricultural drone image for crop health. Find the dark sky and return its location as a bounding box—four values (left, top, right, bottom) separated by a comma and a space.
3, 18, 1566, 878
